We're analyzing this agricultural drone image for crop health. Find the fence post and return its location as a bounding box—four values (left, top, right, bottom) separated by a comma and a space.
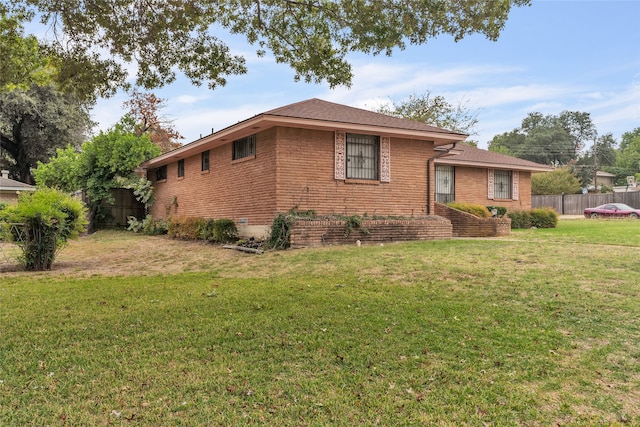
561, 192, 565, 215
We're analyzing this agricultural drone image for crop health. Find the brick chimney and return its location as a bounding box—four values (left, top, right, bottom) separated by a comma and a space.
1, 170, 9, 179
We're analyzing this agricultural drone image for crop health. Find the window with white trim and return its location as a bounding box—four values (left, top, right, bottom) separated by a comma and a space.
346, 133, 379, 180
494, 170, 512, 199
233, 134, 256, 160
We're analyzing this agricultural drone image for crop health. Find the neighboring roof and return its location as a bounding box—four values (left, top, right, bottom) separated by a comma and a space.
0, 176, 36, 192
434, 143, 553, 172
143, 98, 468, 168
596, 171, 616, 177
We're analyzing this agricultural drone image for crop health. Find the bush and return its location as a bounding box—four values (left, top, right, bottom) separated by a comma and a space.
447, 202, 491, 218
507, 211, 531, 229
508, 208, 558, 229
530, 207, 558, 228
213, 219, 238, 243
267, 208, 317, 250
165, 216, 237, 242
0, 188, 87, 271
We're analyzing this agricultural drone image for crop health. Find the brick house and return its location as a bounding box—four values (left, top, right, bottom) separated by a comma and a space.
141, 98, 548, 238
0, 170, 35, 204
434, 144, 553, 211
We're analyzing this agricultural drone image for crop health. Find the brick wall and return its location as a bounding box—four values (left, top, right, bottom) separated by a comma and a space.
435, 203, 511, 237
149, 128, 279, 226
453, 166, 532, 211
289, 217, 453, 247
274, 127, 435, 218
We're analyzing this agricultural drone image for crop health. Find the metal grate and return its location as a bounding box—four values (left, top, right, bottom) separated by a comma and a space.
494, 170, 512, 199
346, 133, 378, 180
233, 134, 256, 160
435, 165, 455, 203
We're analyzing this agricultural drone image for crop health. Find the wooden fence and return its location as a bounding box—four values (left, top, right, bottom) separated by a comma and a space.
532, 192, 640, 215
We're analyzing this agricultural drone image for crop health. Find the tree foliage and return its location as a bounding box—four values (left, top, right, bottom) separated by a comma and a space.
616, 127, 640, 173
0, 187, 87, 271
375, 91, 479, 138
1, 13, 124, 103
124, 90, 184, 153
531, 168, 581, 196
34, 116, 161, 232
488, 111, 596, 166
0, 84, 92, 184
5, 0, 531, 91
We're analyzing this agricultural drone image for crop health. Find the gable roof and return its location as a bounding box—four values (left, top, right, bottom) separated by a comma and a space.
0, 176, 36, 192
143, 98, 468, 168
434, 144, 553, 172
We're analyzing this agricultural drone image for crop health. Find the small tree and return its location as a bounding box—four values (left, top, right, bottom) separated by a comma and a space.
531, 168, 581, 195
0, 188, 87, 271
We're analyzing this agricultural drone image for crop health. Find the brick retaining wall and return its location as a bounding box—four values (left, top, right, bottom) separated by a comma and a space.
434, 203, 511, 237
289, 217, 453, 247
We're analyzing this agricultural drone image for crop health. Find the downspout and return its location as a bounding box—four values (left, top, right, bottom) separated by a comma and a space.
427, 142, 458, 215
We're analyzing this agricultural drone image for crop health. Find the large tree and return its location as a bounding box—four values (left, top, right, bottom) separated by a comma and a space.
0, 13, 121, 183
374, 91, 479, 142
5, 0, 531, 91
488, 111, 595, 166
0, 84, 92, 184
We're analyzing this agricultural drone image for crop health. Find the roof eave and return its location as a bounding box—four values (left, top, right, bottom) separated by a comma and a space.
141, 114, 467, 169
435, 158, 553, 172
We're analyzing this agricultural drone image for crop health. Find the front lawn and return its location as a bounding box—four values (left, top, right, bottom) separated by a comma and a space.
1, 219, 639, 425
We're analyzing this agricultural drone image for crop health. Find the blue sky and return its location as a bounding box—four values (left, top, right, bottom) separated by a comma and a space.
91, 0, 640, 150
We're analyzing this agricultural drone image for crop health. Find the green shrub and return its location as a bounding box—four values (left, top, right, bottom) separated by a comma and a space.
530, 207, 558, 228
507, 211, 531, 229
213, 219, 238, 243
508, 208, 558, 229
196, 218, 216, 241
447, 202, 491, 218
486, 205, 507, 217
167, 216, 203, 239
165, 216, 238, 242
0, 188, 87, 271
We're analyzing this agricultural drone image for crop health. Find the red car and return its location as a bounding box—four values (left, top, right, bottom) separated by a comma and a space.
584, 203, 640, 219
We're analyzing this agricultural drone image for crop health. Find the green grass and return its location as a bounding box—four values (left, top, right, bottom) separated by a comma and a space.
1, 219, 640, 425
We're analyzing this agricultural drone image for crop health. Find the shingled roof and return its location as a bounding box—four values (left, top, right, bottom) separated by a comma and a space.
435, 144, 553, 172
263, 98, 467, 137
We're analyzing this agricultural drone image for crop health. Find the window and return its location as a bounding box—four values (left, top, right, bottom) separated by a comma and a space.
233, 135, 256, 160
177, 159, 184, 177
346, 133, 379, 180
156, 165, 167, 181
201, 150, 210, 171
494, 170, 512, 199
435, 165, 455, 203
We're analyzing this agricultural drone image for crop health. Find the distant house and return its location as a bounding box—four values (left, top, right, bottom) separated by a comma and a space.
141, 99, 549, 238
434, 144, 552, 210
0, 170, 35, 204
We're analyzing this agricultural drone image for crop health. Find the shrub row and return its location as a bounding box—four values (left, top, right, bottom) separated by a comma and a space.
167, 216, 238, 243
508, 207, 558, 229
128, 215, 238, 243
